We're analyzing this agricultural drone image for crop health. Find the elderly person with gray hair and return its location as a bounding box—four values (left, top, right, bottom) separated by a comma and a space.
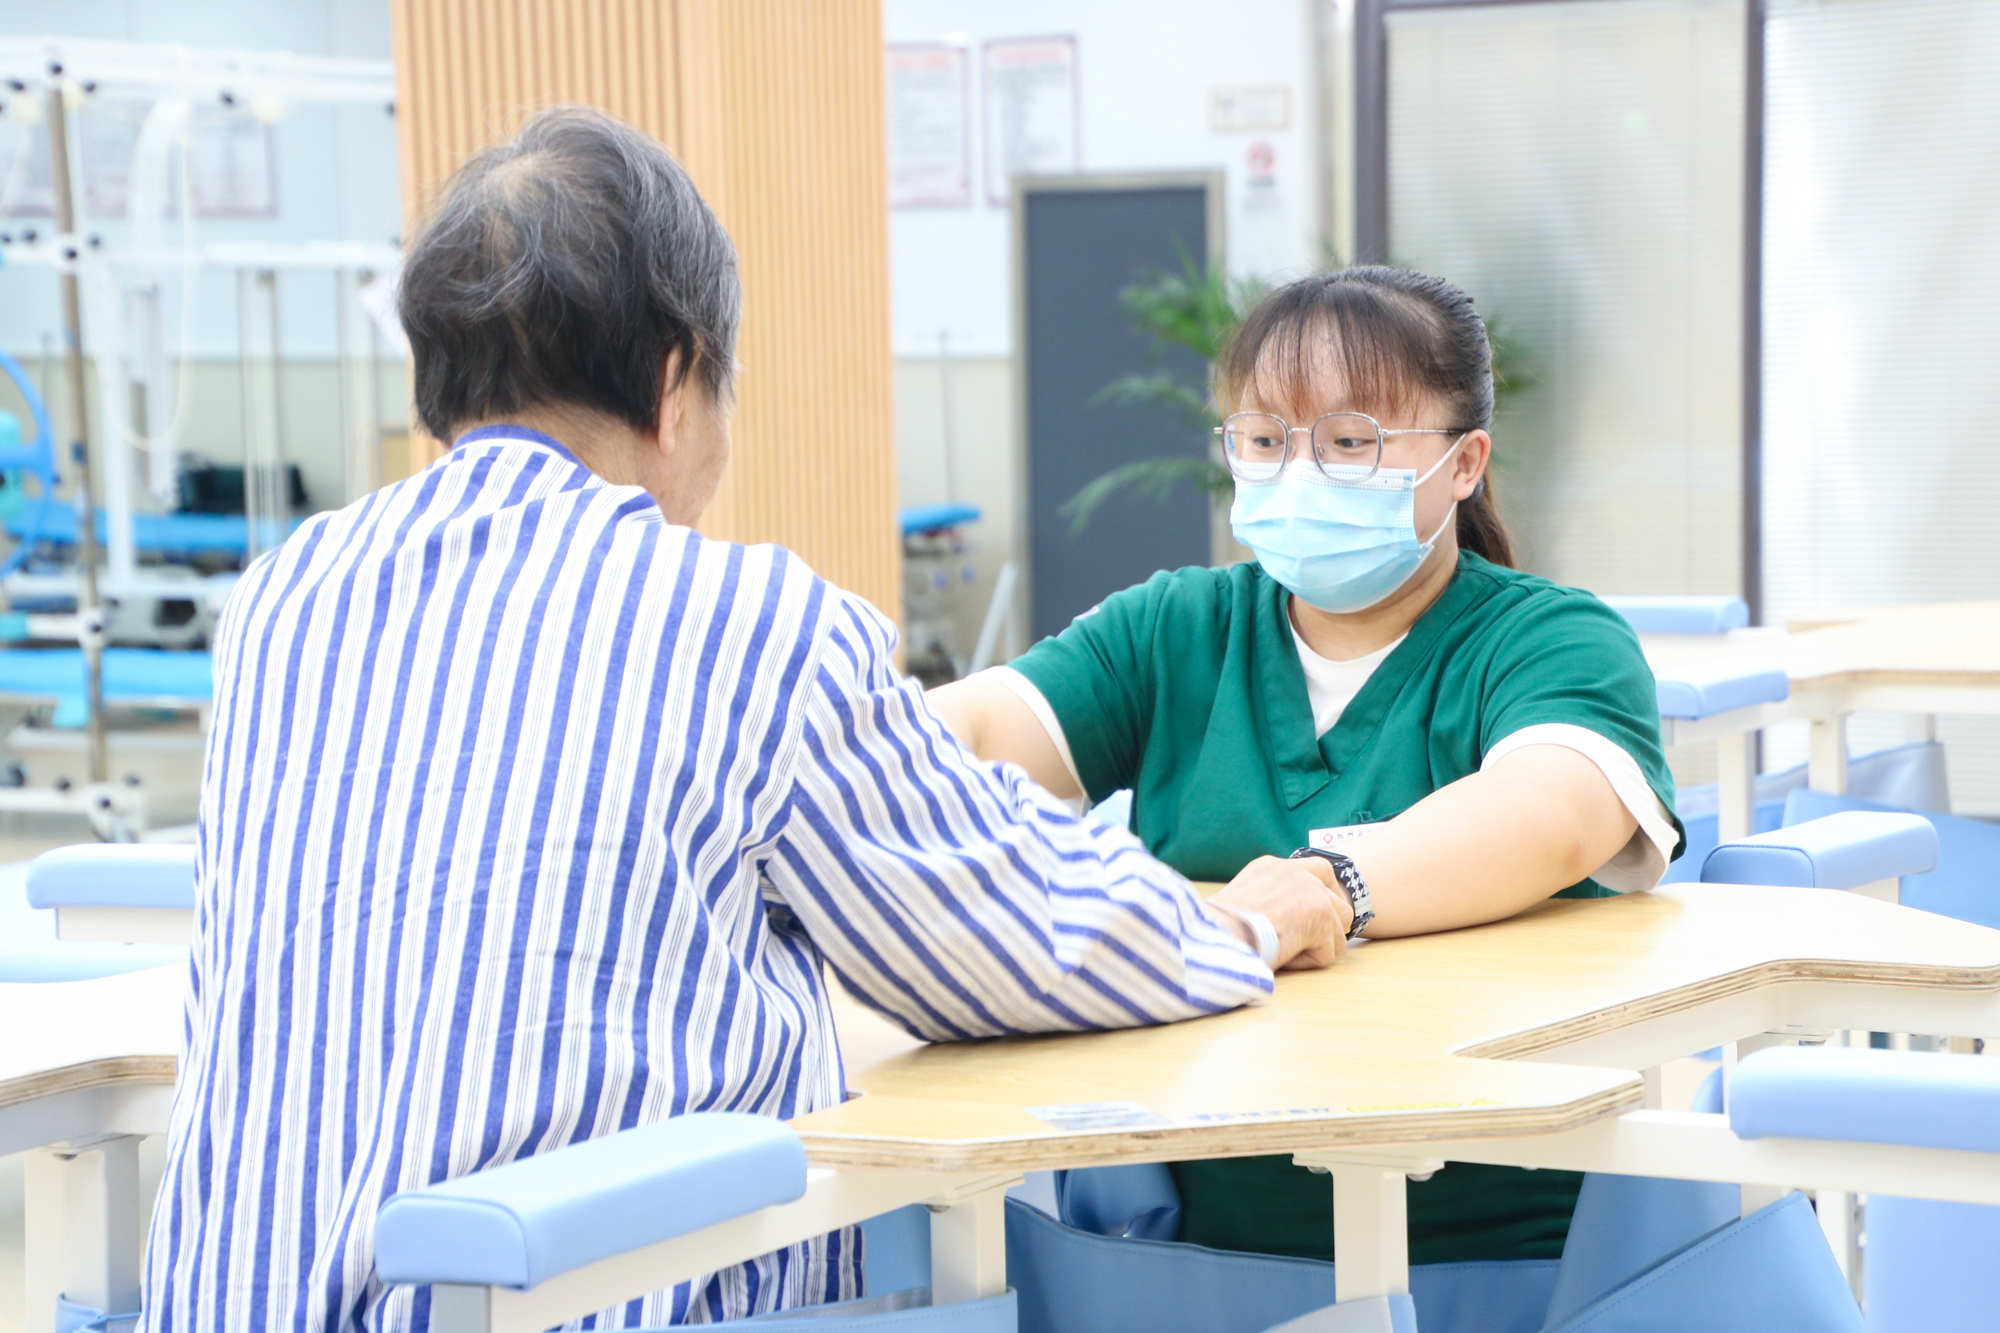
139, 107, 1349, 1331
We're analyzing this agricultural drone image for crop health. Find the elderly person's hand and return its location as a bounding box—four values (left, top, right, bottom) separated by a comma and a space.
1209, 855, 1354, 971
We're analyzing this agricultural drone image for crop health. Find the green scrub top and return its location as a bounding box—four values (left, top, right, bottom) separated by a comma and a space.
1010, 551, 1684, 1267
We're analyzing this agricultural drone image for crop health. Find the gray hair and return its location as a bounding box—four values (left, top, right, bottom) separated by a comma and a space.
399, 105, 740, 442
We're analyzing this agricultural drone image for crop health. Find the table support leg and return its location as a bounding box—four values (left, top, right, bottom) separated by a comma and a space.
1808, 716, 1850, 795
24, 1136, 144, 1333
426, 1285, 494, 1333
1811, 1185, 1860, 1297
1331, 1167, 1411, 1304
1717, 731, 1755, 843
928, 1180, 1011, 1304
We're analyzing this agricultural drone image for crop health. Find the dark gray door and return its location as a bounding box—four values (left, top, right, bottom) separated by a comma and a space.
1020, 178, 1218, 641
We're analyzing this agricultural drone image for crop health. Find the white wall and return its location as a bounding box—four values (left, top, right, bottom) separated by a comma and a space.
886, 0, 1319, 652
883, 0, 1322, 358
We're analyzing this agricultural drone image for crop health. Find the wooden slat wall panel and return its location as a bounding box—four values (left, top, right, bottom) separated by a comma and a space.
387, 0, 899, 622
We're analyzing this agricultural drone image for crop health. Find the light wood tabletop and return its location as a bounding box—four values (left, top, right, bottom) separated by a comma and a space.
1643, 603, 2000, 699
797, 884, 2000, 1173
1784, 601, 2000, 635
15, 886, 2000, 1183
0, 965, 180, 1122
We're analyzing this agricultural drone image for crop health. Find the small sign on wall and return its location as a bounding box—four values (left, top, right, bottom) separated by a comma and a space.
1208, 84, 1292, 134
887, 43, 972, 209
983, 34, 1079, 206
2, 98, 278, 219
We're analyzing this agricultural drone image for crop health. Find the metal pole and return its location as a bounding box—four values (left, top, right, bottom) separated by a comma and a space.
1742, 0, 1767, 627
235, 267, 256, 536
45, 84, 110, 787
362, 269, 384, 495
936, 329, 956, 502
261, 268, 285, 556
1353, 0, 1390, 264
333, 267, 355, 503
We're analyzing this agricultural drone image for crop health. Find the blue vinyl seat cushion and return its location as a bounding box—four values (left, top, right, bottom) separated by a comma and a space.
0, 648, 213, 709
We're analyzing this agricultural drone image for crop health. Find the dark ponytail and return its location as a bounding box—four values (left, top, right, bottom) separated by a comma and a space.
1215, 265, 1516, 567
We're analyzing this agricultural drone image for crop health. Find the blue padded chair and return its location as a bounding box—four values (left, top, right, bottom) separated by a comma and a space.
1663, 740, 1949, 884
1515, 811, 1950, 1333
1778, 788, 2000, 929
25, 843, 197, 918
1701, 808, 1940, 895
1599, 595, 1749, 636
374, 1114, 1017, 1331
1710, 799, 2000, 1331
0, 849, 186, 982
1023, 1156, 1864, 1333
1731, 1046, 2000, 1333
1011, 1180, 1532, 1333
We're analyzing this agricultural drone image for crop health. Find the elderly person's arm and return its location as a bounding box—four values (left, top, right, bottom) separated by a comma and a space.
763, 595, 1350, 1042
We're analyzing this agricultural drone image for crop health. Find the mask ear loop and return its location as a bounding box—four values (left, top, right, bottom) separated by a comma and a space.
1415, 432, 1472, 548
1412, 431, 1470, 487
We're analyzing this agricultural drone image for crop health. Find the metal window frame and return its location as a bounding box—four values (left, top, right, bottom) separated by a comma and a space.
1341, 0, 1766, 618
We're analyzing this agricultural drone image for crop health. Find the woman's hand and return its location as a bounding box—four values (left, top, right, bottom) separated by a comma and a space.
1210, 855, 1355, 970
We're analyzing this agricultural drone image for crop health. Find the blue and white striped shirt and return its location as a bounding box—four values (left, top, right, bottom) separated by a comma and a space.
141, 426, 1271, 1332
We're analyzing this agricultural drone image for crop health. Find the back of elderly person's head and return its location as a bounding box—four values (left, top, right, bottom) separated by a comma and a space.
399, 106, 740, 443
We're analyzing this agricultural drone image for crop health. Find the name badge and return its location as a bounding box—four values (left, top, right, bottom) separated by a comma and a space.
1307, 823, 1382, 852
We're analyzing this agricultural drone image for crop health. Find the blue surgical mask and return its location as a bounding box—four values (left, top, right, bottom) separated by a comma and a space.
1230, 436, 1465, 614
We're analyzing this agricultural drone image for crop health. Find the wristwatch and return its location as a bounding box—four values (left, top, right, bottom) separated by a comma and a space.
1289, 847, 1374, 939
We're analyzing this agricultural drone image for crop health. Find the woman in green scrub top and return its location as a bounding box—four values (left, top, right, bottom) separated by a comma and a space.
929, 266, 1684, 1269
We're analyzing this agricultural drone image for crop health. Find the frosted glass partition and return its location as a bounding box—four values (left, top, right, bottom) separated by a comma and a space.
1760, 0, 2000, 812
1386, 0, 1746, 595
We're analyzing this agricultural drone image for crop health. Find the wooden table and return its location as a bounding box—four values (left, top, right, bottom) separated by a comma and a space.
800, 884, 2000, 1306
0, 966, 180, 1333
1644, 602, 2000, 817
1785, 600, 2000, 635
20, 887, 2000, 1323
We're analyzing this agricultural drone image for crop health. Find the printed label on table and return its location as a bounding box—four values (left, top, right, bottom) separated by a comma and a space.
1027, 1100, 1174, 1132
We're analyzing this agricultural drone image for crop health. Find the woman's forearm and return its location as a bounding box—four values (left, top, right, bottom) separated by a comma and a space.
1343, 745, 1639, 937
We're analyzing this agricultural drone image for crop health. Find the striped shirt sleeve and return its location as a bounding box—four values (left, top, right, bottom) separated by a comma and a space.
765, 593, 1273, 1042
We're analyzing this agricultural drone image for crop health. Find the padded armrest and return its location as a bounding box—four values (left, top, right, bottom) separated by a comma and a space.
1604, 595, 1750, 636
374, 1113, 808, 1289
1732, 1046, 2000, 1153
1653, 666, 1789, 721
1701, 811, 1938, 890
25, 844, 197, 910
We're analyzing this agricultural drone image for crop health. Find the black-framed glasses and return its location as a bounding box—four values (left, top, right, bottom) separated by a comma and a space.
1214, 410, 1469, 485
